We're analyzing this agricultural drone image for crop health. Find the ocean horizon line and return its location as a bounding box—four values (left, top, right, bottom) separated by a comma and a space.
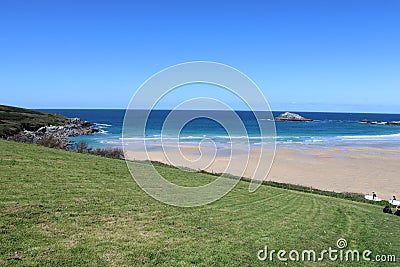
38, 108, 400, 116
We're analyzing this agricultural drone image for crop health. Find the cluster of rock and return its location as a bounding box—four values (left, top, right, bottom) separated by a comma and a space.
37, 118, 99, 136
360, 119, 400, 126
8, 118, 99, 148
274, 112, 313, 122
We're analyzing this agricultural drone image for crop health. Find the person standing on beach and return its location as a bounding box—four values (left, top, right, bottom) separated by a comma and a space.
372, 192, 377, 200
390, 196, 396, 204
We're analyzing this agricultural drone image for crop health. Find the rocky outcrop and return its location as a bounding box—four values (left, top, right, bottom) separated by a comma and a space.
0, 104, 68, 138
8, 118, 99, 148
275, 112, 313, 121
36, 118, 98, 136
360, 120, 400, 126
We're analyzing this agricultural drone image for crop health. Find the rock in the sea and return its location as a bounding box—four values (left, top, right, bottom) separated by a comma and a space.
360, 119, 400, 126
275, 112, 313, 121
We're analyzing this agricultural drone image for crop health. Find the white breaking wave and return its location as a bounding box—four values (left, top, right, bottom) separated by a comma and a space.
95, 123, 112, 127
118, 133, 400, 147
97, 129, 109, 134
340, 133, 400, 140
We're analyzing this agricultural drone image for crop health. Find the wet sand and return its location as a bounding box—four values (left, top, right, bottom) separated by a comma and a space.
124, 144, 400, 200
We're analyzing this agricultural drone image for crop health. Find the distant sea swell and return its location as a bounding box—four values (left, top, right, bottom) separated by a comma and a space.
40, 109, 400, 149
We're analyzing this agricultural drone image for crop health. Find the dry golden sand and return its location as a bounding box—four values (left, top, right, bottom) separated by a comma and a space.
125, 145, 400, 200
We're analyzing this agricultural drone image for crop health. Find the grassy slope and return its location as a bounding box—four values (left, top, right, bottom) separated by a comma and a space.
0, 139, 399, 266
0, 105, 67, 138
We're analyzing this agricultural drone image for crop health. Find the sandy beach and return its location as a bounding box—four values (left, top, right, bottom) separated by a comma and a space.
125, 144, 400, 200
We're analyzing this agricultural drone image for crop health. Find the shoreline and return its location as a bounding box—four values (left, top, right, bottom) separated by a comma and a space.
124, 144, 400, 201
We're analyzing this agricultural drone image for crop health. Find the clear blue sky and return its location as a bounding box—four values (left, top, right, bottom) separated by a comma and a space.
1, 0, 399, 113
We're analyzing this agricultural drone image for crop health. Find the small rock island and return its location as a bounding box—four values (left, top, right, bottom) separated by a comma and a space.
274, 112, 313, 122
360, 119, 400, 125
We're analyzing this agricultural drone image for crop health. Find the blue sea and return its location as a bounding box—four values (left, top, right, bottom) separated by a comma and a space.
40, 110, 400, 149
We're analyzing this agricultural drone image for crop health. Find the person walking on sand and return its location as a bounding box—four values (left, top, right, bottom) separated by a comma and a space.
390, 195, 396, 204
394, 206, 400, 216
372, 192, 377, 200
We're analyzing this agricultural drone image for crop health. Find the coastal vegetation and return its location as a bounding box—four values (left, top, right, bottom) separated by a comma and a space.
0, 105, 67, 138
73, 141, 124, 159
0, 139, 399, 266
0, 105, 98, 149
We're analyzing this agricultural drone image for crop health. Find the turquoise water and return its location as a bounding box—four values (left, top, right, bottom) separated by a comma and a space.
40, 109, 400, 149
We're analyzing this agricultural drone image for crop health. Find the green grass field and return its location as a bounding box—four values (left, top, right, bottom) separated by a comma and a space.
1, 139, 399, 266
